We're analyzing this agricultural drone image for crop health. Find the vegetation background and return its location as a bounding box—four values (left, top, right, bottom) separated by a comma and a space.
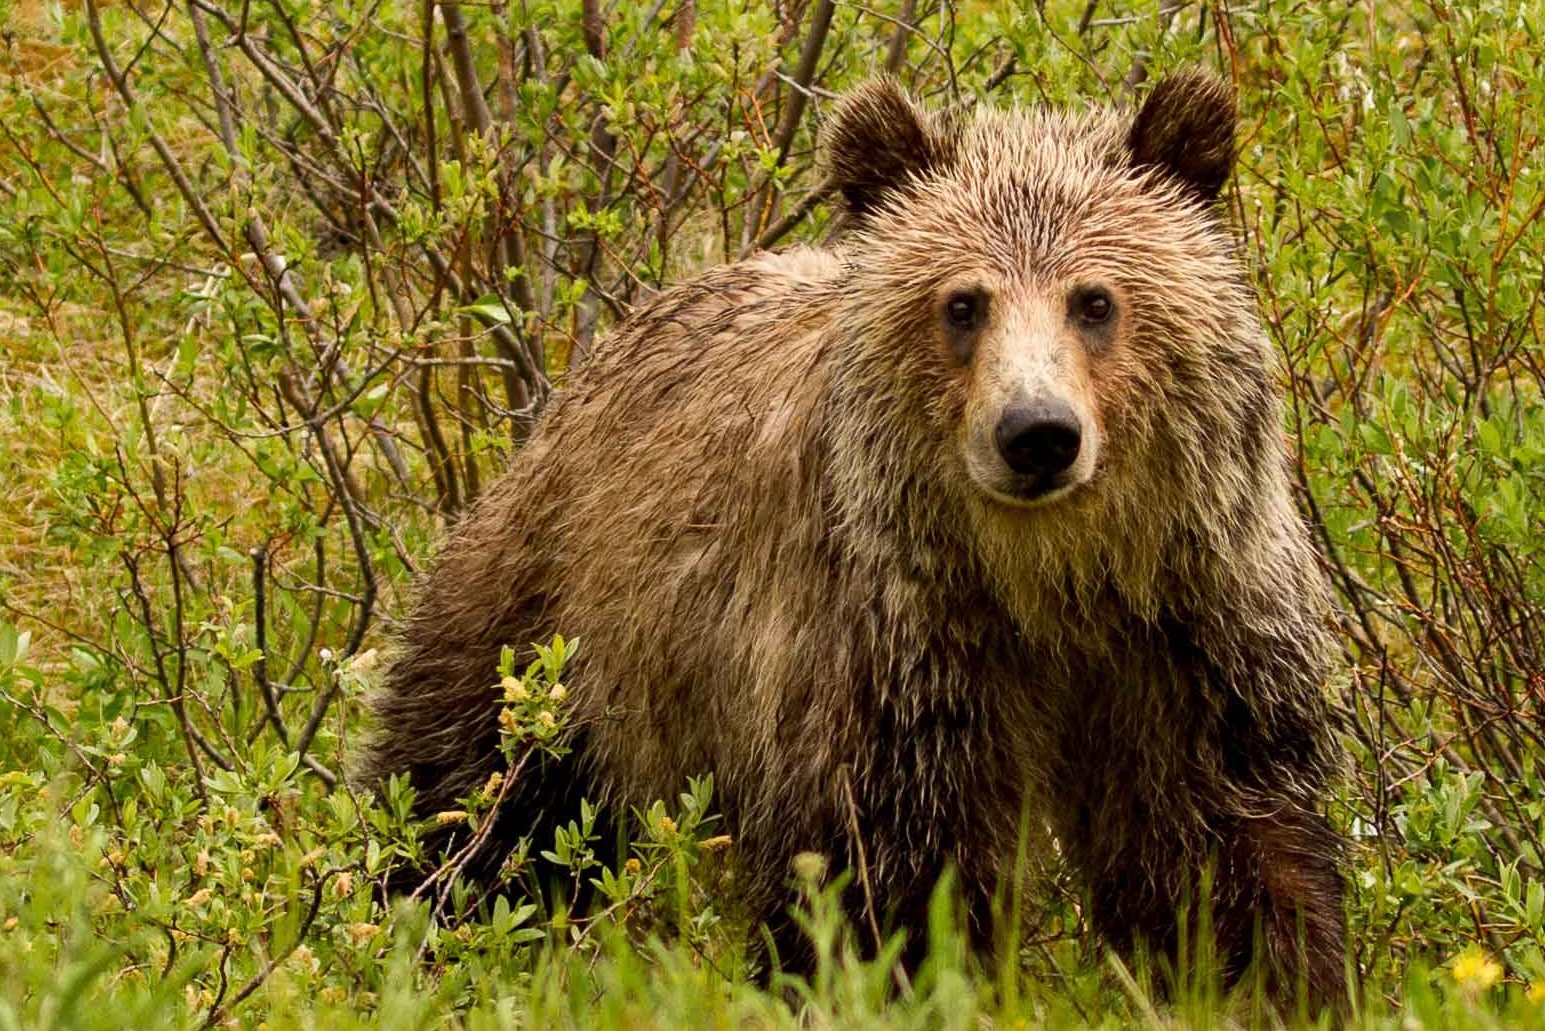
2, 0, 1542, 1025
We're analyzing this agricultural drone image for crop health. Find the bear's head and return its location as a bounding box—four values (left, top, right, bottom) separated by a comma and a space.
822, 71, 1273, 531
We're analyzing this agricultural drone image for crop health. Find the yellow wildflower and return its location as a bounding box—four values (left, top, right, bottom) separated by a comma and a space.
700, 835, 734, 853
548, 683, 568, 703
435, 809, 469, 826
1527, 981, 1545, 1004
1451, 946, 1503, 993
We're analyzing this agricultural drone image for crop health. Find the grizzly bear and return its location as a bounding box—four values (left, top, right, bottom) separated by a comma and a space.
362, 69, 1347, 1009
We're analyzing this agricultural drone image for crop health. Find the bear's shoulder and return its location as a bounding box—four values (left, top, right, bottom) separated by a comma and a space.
578, 245, 843, 374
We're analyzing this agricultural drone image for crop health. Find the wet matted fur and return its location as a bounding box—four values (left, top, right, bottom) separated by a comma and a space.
362, 70, 1347, 1011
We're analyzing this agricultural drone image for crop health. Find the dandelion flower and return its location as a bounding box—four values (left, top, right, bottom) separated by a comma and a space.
1451, 946, 1503, 993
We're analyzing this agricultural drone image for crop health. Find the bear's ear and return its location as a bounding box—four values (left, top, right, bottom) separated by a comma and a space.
822, 79, 955, 218
1128, 68, 1236, 204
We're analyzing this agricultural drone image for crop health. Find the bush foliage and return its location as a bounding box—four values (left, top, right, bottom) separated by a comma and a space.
1, 0, 1543, 1026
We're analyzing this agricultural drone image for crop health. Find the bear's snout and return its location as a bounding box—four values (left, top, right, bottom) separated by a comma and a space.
995, 400, 1082, 484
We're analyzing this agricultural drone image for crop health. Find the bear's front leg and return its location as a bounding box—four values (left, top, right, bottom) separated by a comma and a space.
1073, 797, 1346, 1015
1210, 804, 1347, 1013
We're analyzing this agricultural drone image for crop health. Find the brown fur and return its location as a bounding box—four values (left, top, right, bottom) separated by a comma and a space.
362, 71, 1347, 1010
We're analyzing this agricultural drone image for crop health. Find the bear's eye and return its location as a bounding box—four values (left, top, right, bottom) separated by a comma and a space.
944, 292, 983, 330
1074, 288, 1115, 326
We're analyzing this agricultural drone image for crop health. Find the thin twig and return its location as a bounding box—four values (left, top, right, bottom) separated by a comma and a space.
250, 546, 289, 746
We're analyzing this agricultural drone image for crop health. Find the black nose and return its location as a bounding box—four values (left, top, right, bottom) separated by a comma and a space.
995, 400, 1082, 479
